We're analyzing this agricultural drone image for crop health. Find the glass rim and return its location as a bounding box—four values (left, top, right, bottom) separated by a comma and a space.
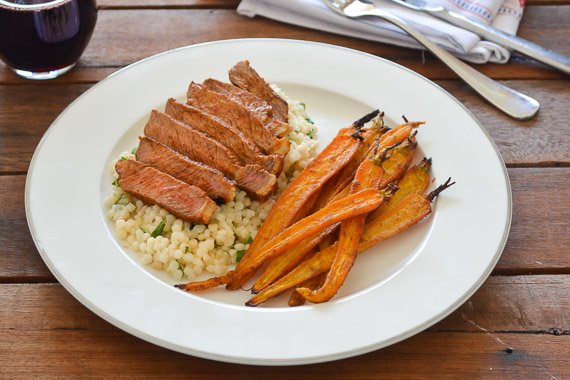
0, 0, 72, 10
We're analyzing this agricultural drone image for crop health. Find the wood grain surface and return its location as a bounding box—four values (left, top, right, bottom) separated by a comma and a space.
1, 6, 569, 83
0, 0, 568, 377
0, 279, 568, 378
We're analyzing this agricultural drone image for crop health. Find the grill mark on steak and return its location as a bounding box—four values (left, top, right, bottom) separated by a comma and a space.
143, 110, 277, 201
136, 136, 236, 204
115, 159, 217, 224
164, 98, 283, 176
186, 82, 290, 156
202, 79, 291, 138
228, 60, 289, 123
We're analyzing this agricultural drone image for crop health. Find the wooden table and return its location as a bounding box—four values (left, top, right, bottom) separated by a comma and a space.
1, 0, 569, 377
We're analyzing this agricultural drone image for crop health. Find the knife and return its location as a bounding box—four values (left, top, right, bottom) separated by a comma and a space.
389, 0, 570, 75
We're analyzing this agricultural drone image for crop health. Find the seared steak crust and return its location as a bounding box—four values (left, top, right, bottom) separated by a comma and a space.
115, 159, 217, 224
228, 60, 289, 123
136, 136, 236, 203
186, 82, 290, 156
164, 98, 283, 175
202, 79, 291, 138
143, 110, 277, 201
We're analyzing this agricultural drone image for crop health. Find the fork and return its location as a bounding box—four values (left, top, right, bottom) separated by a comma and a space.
323, 0, 540, 120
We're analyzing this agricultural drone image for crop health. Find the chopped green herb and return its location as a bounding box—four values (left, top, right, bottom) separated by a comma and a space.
305, 117, 314, 125
119, 156, 127, 161
183, 246, 189, 254
306, 129, 315, 139
111, 179, 119, 187
131, 147, 137, 155
236, 250, 246, 262
300, 102, 306, 110
113, 195, 123, 205
139, 226, 147, 233
244, 234, 253, 244
151, 220, 166, 238
176, 260, 184, 272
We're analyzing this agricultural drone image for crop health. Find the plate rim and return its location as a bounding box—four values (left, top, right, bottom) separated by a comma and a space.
25, 38, 512, 365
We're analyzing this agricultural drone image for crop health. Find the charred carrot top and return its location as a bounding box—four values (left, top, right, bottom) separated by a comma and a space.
226, 110, 380, 290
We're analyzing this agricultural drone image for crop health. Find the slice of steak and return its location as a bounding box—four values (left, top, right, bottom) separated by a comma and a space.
115, 159, 217, 224
186, 82, 290, 156
144, 110, 277, 201
164, 98, 283, 176
136, 136, 236, 203
202, 79, 291, 138
228, 60, 289, 123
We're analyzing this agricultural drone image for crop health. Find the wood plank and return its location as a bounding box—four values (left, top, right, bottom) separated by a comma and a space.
431, 275, 570, 333
0, 177, 51, 281
2, 276, 568, 332
0, 85, 92, 175
0, 281, 568, 378
1, 80, 568, 175
0, 7, 568, 83
97, 0, 239, 8
1, 330, 566, 378
496, 168, 570, 274
2, 169, 569, 281
435, 80, 570, 166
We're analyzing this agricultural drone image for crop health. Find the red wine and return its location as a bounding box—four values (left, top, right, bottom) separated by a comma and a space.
0, 0, 97, 73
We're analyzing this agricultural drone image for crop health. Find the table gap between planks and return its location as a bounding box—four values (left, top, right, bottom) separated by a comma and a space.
0, 0, 568, 378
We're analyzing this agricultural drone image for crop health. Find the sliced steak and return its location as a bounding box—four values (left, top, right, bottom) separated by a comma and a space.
186, 82, 290, 156
202, 79, 291, 138
136, 136, 236, 203
115, 159, 217, 224
164, 98, 283, 175
228, 60, 289, 123
144, 110, 277, 201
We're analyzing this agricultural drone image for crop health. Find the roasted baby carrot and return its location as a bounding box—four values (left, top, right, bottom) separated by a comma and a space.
235, 189, 383, 284
380, 136, 415, 182
367, 157, 431, 223
246, 181, 453, 307
310, 118, 419, 213
288, 273, 326, 307
251, 223, 339, 292
252, 136, 413, 293
297, 159, 386, 303
226, 110, 380, 290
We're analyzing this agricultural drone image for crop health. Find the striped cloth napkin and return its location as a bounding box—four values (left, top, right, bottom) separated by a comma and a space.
237, 0, 526, 63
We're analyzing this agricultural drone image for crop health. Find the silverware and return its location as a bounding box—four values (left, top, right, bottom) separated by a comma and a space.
389, 0, 570, 76
323, 0, 540, 120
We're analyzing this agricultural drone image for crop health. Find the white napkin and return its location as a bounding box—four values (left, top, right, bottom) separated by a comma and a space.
237, 0, 525, 64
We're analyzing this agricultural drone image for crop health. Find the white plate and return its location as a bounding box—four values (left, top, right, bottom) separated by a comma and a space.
26, 39, 511, 365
